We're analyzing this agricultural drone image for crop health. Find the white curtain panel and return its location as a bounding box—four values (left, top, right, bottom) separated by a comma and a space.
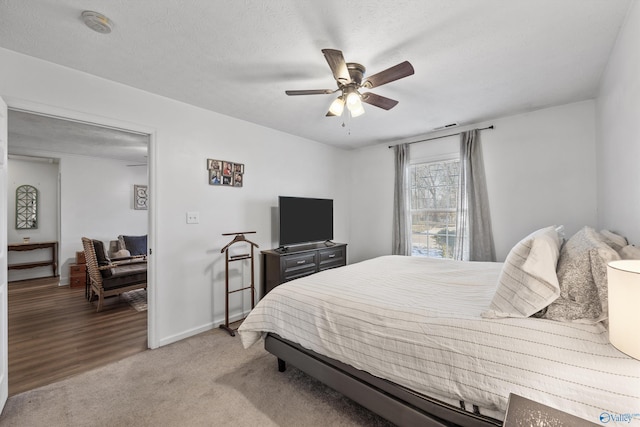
392, 143, 412, 256
455, 130, 496, 262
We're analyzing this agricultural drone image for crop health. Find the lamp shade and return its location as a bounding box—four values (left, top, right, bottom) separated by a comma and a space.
328, 97, 345, 116
348, 102, 365, 117
607, 260, 640, 359
345, 91, 365, 117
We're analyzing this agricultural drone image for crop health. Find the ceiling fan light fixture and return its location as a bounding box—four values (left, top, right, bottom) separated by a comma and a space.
285, 49, 412, 118
328, 96, 345, 116
349, 102, 365, 117
346, 90, 365, 117
346, 90, 360, 108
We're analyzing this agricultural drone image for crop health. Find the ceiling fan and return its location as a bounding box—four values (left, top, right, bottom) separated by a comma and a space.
285, 49, 414, 118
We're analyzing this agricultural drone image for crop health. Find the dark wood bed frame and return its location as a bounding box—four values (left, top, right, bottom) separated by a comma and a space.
266, 333, 502, 427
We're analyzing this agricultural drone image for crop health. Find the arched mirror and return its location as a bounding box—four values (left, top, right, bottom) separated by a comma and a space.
16, 184, 38, 229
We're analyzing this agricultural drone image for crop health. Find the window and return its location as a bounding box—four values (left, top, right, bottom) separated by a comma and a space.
410, 158, 459, 258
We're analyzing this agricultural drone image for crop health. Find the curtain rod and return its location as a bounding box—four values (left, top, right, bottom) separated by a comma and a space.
388, 125, 494, 149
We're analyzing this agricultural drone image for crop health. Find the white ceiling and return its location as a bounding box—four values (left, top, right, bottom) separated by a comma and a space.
0, 0, 633, 151
8, 110, 149, 165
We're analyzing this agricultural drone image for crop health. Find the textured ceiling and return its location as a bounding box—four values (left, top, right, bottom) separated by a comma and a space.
0, 0, 633, 151
8, 110, 149, 164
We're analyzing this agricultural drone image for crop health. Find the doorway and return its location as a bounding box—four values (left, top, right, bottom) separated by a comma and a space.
6, 106, 154, 394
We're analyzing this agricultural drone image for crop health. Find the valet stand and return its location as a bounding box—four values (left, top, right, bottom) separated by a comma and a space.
219, 231, 259, 336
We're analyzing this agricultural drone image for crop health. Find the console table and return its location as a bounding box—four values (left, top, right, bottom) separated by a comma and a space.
261, 242, 347, 296
8, 241, 58, 280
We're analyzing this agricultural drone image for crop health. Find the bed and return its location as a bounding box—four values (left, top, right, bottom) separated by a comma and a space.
238, 227, 640, 426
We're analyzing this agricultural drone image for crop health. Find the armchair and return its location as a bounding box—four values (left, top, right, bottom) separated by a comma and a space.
81, 237, 147, 312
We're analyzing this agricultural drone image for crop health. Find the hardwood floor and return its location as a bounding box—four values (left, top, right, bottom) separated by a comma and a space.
8, 277, 147, 396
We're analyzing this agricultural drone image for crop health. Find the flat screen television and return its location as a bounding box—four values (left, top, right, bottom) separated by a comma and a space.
279, 196, 333, 247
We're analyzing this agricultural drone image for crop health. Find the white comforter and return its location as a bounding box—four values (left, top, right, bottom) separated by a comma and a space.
238, 255, 640, 424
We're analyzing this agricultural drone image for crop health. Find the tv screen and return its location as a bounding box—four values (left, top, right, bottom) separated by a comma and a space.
279, 196, 333, 246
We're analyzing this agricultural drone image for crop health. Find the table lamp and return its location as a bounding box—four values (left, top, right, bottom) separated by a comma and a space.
607, 260, 640, 359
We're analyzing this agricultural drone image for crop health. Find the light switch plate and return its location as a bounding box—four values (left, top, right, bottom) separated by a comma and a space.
186, 211, 199, 224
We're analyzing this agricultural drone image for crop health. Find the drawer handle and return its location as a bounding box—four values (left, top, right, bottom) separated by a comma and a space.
296, 260, 306, 265
328, 254, 336, 258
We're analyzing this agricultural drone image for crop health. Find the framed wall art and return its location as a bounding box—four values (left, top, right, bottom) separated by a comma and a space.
207, 158, 243, 187
134, 184, 148, 210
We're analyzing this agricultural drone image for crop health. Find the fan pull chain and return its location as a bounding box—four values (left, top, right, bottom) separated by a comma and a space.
342, 110, 353, 135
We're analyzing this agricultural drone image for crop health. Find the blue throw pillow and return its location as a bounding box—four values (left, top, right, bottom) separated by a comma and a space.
123, 235, 147, 256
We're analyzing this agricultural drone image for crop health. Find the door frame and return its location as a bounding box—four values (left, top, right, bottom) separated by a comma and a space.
3, 96, 159, 348
0, 95, 9, 413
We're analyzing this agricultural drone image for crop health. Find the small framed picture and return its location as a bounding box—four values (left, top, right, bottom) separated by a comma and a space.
234, 172, 243, 187
207, 159, 221, 170
134, 185, 148, 210
209, 169, 221, 185
222, 161, 233, 177
208, 158, 243, 187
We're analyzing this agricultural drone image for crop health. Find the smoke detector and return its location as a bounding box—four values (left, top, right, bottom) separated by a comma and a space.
81, 11, 113, 34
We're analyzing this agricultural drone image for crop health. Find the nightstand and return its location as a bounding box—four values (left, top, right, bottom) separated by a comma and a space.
69, 263, 87, 288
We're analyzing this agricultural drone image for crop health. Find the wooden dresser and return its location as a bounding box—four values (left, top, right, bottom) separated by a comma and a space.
261, 242, 347, 296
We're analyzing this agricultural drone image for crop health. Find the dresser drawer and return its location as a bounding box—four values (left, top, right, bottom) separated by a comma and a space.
281, 252, 317, 282
69, 276, 86, 288
261, 243, 347, 297
318, 246, 346, 271
69, 263, 86, 276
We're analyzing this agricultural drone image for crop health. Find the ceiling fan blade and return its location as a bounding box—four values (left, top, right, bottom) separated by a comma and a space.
361, 92, 399, 110
325, 110, 338, 117
285, 89, 335, 96
362, 61, 414, 89
321, 49, 352, 85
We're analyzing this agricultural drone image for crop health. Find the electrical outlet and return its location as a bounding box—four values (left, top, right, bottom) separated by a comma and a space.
186, 211, 199, 224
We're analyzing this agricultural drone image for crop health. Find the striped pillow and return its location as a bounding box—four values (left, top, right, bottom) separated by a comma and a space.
482, 226, 562, 318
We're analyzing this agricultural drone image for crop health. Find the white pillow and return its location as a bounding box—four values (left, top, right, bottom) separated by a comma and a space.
482, 226, 562, 319
619, 245, 640, 260
111, 249, 131, 259
600, 229, 628, 252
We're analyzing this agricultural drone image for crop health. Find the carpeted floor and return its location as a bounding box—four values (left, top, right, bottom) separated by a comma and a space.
0, 327, 394, 426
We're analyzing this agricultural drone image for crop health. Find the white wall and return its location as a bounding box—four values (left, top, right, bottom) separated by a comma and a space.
349, 100, 598, 262
0, 47, 350, 347
483, 101, 597, 259
596, 1, 640, 245
59, 154, 148, 283
7, 158, 58, 281
348, 144, 394, 262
